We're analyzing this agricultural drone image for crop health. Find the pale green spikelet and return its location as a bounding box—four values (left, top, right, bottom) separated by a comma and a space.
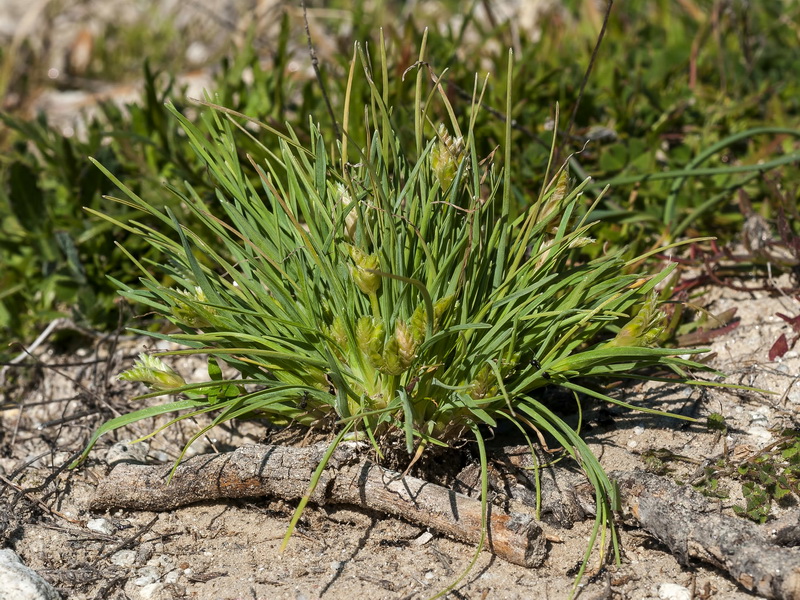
356, 315, 386, 369
569, 236, 596, 249
409, 294, 454, 343
606, 292, 665, 348
379, 320, 418, 376
328, 317, 348, 359
335, 183, 358, 242
394, 320, 417, 369
432, 294, 455, 331
538, 170, 569, 228
173, 286, 214, 328
119, 353, 186, 392
348, 246, 381, 295
409, 302, 427, 343
469, 364, 496, 400
431, 123, 465, 190
380, 335, 404, 375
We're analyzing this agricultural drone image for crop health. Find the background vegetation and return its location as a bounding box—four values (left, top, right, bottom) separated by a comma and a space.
1, 0, 798, 360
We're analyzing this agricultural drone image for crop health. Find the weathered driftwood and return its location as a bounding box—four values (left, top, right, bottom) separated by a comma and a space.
90, 443, 546, 568
612, 469, 800, 600
765, 509, 800, 547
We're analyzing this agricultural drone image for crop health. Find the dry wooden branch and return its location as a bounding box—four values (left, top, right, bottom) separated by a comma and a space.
90, 443, 546, 568
612, 469, 800, 600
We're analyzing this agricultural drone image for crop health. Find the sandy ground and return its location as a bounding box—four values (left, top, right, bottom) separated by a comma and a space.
1, 276, 799, 600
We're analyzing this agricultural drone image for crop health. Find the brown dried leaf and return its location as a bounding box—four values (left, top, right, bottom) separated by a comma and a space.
769, 334, 789, 361
776, 312, 800, 334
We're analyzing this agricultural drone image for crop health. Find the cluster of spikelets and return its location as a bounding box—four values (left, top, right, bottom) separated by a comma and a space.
73, 45, 712, 595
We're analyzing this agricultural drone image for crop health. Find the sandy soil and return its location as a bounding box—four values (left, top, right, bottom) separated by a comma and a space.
1, 276, 799, 600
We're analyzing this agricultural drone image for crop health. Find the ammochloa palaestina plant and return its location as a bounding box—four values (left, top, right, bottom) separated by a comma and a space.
74, 38, 713, 592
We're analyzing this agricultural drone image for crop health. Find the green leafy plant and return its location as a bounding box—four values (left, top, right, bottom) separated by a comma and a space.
0, 42, 316, 353
0, 65, 206, 350
71, 38, 720, 592
651, 415, 800, 524
697, 428, 800, 524
0, 11, 330, 354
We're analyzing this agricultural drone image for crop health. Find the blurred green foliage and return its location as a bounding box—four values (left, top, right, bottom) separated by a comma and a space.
1, 0, 799, 360
1, 65, 206, 350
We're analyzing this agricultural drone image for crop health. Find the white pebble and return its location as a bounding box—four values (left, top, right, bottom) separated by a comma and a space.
749, 409, 770, 427
110, 550, 137, 568
87, 518, 114, 536
0, 549, 60, 600
658, 582, 691, 600
163, 569, 182, 584
105, 441, 149, 466
789, 388, 800, 405
185, 41, 209, 65
139, 582, 167, 599
150, 451, 170, 463
411, 532, 433, 546
132, 565, 160, 586
747, 426, 772, 445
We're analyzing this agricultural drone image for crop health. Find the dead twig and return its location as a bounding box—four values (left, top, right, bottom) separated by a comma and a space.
89, 443, 546, 568
96, 515, 159, 561
301, 0, 340, 139
562, 0, 614, 156
0, 474, 82, 525
612, 469, 800, 600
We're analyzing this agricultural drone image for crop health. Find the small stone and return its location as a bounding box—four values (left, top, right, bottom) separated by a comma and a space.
110, 549, 137, 568
87, 518, 115, 536
149, 554, 172, 569
749, 409, 770, 427
747, 426, 772, 445
185, 41, 209, 65
411, 531, 433, 546
52, 451, 72, 465
658, 582, 691, 600
136, 544, 154, 565
150, 450, 170, 463
132, 565, 160, 586
788, 388, 800, 405
105, 441, 149, 466
139, 582, 166, 600
0, 549, 60, 600
163, 569, 182, 584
